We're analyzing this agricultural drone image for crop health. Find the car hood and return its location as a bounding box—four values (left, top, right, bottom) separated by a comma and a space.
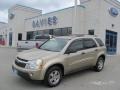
17, 48, 60, 61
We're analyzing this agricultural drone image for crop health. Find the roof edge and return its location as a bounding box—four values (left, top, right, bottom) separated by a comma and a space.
9, 4, 42, 14
25, 5, 85, 20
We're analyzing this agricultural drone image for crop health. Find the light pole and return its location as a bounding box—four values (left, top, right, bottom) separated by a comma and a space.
73, 0, 77, 34
79, 0, 81, 5
73, 0, 79, 34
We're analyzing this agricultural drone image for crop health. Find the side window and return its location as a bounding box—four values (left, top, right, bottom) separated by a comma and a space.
35, 36, 50, 40
95, 38, 104, 46
18, 33, 22, 41
67, 40, 83, 53
83, 38, 97, 49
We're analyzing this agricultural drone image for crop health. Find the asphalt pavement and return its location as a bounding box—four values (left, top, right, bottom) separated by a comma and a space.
0, 48, 120, 90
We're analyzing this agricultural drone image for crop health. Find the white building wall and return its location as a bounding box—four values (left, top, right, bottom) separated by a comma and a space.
24, 6, 85, 40
25, 7, 73, 32
72, 6, 86, 34
81, 0, 120, 54
98, 0, 120, 54
80, 0, 102, 34
8, 4, 42, 47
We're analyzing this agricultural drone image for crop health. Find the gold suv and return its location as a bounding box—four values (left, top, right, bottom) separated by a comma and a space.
12, 35, 106, 87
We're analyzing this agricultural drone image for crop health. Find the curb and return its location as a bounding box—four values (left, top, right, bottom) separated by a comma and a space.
0, 46, 17, 49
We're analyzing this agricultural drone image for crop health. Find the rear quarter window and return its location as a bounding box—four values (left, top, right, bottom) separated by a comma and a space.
95, 38, 104, 46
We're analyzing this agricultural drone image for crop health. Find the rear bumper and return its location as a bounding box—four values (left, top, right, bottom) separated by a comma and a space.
12, 63, 44, 80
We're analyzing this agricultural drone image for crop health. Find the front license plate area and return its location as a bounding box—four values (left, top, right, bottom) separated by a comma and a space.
12, 66, 18, 74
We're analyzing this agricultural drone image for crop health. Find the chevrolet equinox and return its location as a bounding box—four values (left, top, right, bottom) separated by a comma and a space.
12, 34, 106, 87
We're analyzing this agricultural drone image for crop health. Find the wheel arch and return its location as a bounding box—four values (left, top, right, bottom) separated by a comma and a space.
98, 54, 106, 62
43, 63, 64, 79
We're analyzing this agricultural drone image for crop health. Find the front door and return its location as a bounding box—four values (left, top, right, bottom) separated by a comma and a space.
106, 30, 117, 54
65, 39, 84, 72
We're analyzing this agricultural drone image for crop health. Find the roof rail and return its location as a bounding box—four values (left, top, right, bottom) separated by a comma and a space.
71, 34, 98, 37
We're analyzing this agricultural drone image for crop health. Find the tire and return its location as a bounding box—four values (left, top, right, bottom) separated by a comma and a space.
44, 66, 63, 87
94, 57, 105, 72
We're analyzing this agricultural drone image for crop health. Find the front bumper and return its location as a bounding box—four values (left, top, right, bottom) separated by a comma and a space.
12, 63, 44, 80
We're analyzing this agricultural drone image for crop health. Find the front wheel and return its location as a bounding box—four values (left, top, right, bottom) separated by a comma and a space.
44, 66, 62, 87
94, 57, 105, 72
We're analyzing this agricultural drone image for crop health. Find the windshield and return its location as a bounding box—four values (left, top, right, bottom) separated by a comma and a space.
40, 38, 69, 52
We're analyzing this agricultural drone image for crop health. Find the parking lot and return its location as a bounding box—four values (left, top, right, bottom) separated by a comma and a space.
0, 47, 120, 90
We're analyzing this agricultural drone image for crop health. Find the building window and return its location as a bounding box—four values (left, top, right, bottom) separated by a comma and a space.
35, 30, 50, 35
27, 27, 72, 40
68, 27, 72, 34
27, 31, 35, 40
49, 29, 54, 35
53, 28, 62, 36
53, 27, 72, 36
88, 30, 94, 35
18, 33, 22, 41
61, 28, 69, 36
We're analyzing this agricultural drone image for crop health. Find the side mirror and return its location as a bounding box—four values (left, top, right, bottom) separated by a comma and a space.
65, 48, 77, 54
65, 49, 71, 54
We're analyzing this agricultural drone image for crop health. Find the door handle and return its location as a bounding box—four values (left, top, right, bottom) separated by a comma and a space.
94, 49, 98, 51
81, 52, 86, 55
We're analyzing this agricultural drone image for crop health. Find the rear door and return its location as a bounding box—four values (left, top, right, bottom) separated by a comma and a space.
82, 38, 98, 66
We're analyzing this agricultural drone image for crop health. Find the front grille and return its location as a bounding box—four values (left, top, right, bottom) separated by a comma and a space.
17, 57, 28, 62
15, 57, 28, 68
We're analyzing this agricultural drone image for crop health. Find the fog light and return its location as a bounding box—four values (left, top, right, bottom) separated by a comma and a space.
30, 73, 33, 77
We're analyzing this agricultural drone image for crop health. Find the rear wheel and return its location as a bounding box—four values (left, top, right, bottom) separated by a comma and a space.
94, 57, 105, 72
44, 66, 62, 87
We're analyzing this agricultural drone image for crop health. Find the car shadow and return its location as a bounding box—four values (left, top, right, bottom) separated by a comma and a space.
12, 68, 96, 88
63, 69, 95, 81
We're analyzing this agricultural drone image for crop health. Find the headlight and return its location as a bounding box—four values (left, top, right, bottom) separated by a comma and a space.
25, 59, 42, 70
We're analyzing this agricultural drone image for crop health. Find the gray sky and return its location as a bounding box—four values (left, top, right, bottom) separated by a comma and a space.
0, 0, 75, 23
0, 0, 119, 23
